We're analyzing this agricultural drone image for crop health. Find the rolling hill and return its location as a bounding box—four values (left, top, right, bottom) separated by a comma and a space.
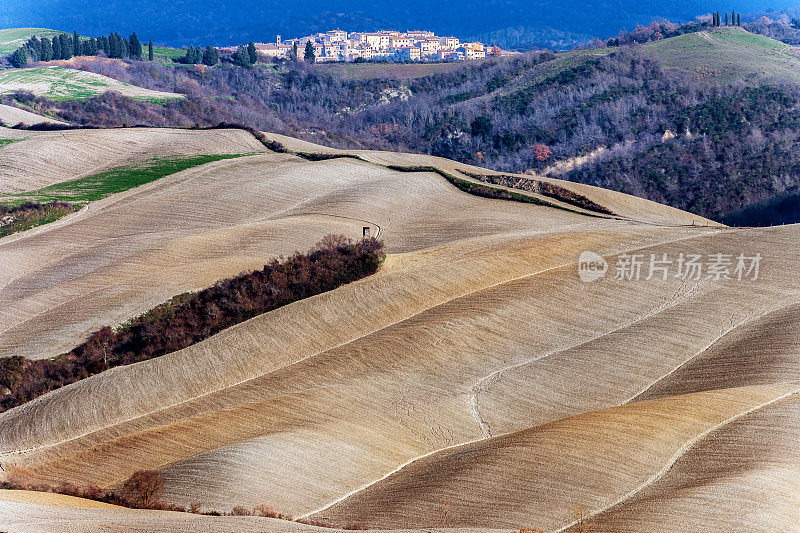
642, 26, 800, 82
0, 126, 798, 531
0, 66, 182, 101
0, 28, 64, 57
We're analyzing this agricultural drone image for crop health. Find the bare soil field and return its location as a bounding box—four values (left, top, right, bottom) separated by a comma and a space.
0, 127, 798, 532
0, 489, 122, 508
0, 127, 266, 193
0, 104, 66, 126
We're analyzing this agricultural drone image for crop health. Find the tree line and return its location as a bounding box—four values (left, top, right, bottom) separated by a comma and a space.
10, 30, 267, 69
11, 30, 149, 67
712, 10, 742, 27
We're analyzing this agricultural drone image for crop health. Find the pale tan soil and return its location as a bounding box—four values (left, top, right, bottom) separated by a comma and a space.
0, 127, 267, 194
0, 499, 502, 533
0, 489, 122, 508
0, 104, 66, 126
0, 128, 797, 532
0, 149, 587, 359
261, 132, 722, 227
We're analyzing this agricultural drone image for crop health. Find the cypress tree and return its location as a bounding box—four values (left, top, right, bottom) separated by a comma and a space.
9, 47, 28, 68
737, 13, 741, 26
202, 46, 219, 66
41, 37, 53, 61
24, 37, 39, 62
26, 37, 39, 61
724, 12, 728, 25
247, 41, 257, 64
58, 34, 72, 59
129, 32, 142, 59
233, 44, 251, 67
113, 33, 122, 58
304, 41, 315, 63
182, 46, 202, 64
291, 42, 298, 61
111, 33, 125, 58
73, 30, 80, 56
148, 38, 154, 61
52, 37, 62, 60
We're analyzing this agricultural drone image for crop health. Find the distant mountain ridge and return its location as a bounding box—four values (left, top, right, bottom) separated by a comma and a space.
1, 0, 797, 49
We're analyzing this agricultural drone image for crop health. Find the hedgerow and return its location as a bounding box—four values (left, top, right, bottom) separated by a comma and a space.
0, 235, 383, 412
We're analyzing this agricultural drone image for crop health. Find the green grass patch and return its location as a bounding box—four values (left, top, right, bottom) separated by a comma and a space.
145, 45, 190, 66
0, 66, 183, 101
13, 153, 250, 203
0, 153, 252, 237
0, 201, 79, 238
0, 28, 65, 57
642, 27, 800, 83
151, 46, 186, 62
0, 138, 21, 148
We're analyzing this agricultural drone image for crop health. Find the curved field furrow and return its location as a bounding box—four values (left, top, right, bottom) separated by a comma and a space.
4, 224, 797, 516
260, 132, 722, 227
1, 127, 799, 532
585, 392, 800, 531
0, 151, 598, 359
634, 302, 800, 401
307, 384, 800, 530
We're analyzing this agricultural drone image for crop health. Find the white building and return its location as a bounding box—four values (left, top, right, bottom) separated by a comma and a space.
276, 29, 495, 63
459, 42, 485, 60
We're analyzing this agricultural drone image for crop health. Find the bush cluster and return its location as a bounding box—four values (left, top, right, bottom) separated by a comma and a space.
0, 236, 384, 412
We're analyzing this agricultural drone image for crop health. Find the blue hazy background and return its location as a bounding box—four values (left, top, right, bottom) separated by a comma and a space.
2, 0, 798, 48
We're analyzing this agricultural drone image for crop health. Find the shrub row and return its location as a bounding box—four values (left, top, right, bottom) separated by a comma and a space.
0, 236, 384, 412
460, 171, 615, 215
3, 466, 364, 527
385, 164, 607, 217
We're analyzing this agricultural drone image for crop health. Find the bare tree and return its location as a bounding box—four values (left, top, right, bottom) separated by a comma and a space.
122, 470, 165, 507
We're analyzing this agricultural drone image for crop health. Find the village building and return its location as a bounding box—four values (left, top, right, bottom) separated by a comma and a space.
458, 42, 486, 60
393, 45, 421, 61
260, 29, 497, 63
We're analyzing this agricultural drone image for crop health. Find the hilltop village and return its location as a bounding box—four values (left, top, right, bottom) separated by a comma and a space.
254, 30, 515, 62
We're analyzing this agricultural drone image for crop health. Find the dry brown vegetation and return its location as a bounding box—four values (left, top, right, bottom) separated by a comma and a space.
0, 127, 798, 533
0, 236, 383, 411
